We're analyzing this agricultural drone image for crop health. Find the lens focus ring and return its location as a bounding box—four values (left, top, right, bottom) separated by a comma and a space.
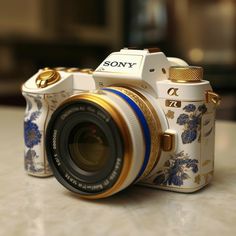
105, 86, 162, 181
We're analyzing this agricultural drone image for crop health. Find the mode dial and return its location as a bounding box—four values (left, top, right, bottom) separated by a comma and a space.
36, 69, 61, 88
169, 66, 203, 83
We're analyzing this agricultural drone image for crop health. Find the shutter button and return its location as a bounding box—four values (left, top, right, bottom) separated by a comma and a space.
36, 69, 61, 88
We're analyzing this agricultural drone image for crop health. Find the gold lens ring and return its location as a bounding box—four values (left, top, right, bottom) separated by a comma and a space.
109, 86, 162, 181
63, 93, 133, 199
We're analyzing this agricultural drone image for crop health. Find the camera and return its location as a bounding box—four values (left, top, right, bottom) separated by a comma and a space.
22, 48, 220, 199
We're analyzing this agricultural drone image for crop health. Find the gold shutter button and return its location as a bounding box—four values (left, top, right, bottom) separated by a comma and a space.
36, 69, 61, 88
169, 66, 203, 83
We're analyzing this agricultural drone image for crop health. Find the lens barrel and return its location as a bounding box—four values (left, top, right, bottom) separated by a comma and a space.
46, 87, 161, 199
46, 98, 125, 196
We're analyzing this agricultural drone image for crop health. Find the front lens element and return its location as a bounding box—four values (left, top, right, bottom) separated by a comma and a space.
68, 122, 110, 172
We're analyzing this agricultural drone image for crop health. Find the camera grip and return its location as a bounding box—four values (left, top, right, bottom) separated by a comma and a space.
23, 91, 71, 177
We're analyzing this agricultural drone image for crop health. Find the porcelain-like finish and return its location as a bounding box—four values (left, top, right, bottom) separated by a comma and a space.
0, 106, 235, 236
22, 49, 217, 194
22, 91, 72, 176
141, 100, 215, 192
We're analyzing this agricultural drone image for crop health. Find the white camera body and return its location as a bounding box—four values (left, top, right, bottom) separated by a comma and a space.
22, 48, 220, 196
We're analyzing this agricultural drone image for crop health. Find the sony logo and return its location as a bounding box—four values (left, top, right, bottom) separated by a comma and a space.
103, 61, 137, 68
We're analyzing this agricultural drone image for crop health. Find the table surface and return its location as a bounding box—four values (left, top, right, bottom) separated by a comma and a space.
0, 106, 235, 236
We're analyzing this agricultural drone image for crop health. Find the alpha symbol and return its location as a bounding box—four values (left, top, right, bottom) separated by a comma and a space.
167, 88, 179, 96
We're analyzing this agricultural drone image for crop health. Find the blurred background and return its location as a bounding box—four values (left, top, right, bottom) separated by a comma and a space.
0, 0, 235, 120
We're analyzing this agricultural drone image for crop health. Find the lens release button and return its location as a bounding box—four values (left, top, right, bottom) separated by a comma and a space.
161, 131, 175, 152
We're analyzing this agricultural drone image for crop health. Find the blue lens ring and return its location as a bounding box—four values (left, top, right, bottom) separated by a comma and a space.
103, 88, 151, 180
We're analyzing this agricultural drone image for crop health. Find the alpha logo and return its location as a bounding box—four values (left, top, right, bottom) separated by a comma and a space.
103, 61, 137, 68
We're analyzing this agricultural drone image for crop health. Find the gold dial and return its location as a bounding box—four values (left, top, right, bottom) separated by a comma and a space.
169, 66, 203, 83
36, 69, 61, 88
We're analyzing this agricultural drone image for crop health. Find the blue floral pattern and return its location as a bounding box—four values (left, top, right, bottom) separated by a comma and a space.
23, 91, 71, 175
24, 97, 42, 173
153, 151, 198, 186
24, 120, 41, 148
177, 104, 207, 144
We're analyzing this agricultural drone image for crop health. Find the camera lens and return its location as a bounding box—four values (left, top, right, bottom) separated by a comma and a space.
68, 122, 109, 172
46, 96, 127, 197
46, 87, 162, 199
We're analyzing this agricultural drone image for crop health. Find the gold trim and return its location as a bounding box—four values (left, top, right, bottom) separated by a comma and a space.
161, 98, 205, 102
79, 68, 93, 74
205, 90, 221, 106
202, 160, 211, 167
194, 174, 201, 184
108, 86, 162, 181
166, 110, 175, 119
66, 68, 80, 72
54, 67, 68, 71
165, 99, 181, 108
62, 93, 133, 199
43, 67, 51, 71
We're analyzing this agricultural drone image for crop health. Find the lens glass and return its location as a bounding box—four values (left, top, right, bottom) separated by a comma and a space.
68, 122, 110, 172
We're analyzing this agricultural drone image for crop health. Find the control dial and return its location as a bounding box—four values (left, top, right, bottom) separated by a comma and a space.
169, 66, 203, 83
36, 69, 61, 88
